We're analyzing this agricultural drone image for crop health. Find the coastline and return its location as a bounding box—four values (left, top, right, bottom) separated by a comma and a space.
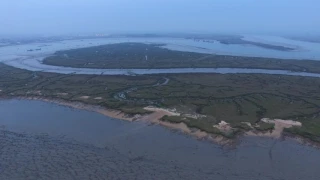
13, 96, 138, 122
2, 96, 319, 148
7, 55, 320, 77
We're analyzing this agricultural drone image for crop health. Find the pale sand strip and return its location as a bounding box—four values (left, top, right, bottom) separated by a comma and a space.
246, 118, 302, 138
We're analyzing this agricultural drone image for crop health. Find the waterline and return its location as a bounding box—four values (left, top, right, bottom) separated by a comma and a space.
4, 56, 320, 77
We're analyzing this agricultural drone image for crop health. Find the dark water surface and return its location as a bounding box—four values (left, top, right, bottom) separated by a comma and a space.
0, 99, 320, 180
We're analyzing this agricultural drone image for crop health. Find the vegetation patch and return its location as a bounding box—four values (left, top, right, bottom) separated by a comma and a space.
255, 121, 275, 131
44, 42, 320, 73
161, 115, 221, 134
284, 121, 320, 142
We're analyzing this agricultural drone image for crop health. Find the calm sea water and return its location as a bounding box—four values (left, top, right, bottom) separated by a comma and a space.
0, 99, 319, 179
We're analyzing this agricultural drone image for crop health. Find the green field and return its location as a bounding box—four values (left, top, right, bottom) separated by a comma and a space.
1, 62, 320, 141
43, 43, 320, 73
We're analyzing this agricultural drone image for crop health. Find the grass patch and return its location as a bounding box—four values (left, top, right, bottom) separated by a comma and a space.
119, 107, 151, 115
161, 115, 221, 134
232, 122, 252, 131
284, 121, 320, 142
255, 121, 275, 131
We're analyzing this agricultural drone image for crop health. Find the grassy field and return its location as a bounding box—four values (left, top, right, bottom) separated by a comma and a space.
127, 73, 320, 140
43, 43, 320, 73
0, 63, 160, 114
1, 63, 320, 141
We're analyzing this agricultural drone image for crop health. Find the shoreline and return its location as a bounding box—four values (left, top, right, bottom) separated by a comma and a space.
6, 55, 320, 77
1, 96, 320, 148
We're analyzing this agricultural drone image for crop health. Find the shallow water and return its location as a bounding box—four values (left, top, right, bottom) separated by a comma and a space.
0, 99, 320, 179
1, 36, 320, 77
1, 36, 320, 60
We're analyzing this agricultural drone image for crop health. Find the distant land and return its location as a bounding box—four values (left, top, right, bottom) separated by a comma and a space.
116, 34, 296, 51
288, 35, 320, 43
0, 33, 300, 51
44, 43, 319, 73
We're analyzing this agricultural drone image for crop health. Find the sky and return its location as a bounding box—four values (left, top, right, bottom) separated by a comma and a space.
0, 0, 319, 36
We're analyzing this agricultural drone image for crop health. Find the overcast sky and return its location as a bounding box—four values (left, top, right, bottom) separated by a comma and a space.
0, 0, 319, 36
